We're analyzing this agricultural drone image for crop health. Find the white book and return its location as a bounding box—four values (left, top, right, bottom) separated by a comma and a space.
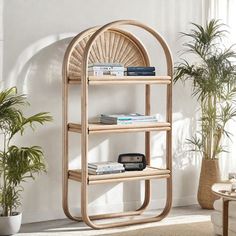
88, 165, 125, 171
88, 66, 125, 71
88, 168, 125, 175
88, 63, 124, 67
88, 70, 104, 76
107, 71, 124, 76
88, 161, 124, 169
88, 70, 124, 76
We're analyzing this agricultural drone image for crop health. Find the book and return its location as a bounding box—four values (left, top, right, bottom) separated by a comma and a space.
126, 66, 155, 72
89, 63, 124, 67
100, 119, 158, 125
88, 161, 125, 175
101, 113, 158, 121
88, 63, 125, 76
88, 66, 124, 71
126, 71, 156, 76
100, 119, 133, 125
88, 165, 125, 171
88, 70, 124, 76
100, 113, 159, 124
88, 169, 125, 175
88, 161, 124, 169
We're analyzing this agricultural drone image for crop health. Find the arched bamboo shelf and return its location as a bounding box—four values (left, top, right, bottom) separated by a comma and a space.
62, 20, 173, 229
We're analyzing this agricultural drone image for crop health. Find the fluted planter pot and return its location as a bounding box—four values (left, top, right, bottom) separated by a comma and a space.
197, 159, 221, 209
0, 212, 22, 235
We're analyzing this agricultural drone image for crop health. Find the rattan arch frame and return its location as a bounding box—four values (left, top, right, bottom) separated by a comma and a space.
62, 26, 152, 223
62, 20, 173, 229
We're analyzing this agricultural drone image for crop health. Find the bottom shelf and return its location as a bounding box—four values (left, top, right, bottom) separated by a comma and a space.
68, 166, 170, 185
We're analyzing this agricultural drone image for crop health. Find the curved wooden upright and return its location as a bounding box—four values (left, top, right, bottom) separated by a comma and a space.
62, 20, 173, 229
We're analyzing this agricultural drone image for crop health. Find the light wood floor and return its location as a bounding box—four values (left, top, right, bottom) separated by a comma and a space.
19, 205, 214, 236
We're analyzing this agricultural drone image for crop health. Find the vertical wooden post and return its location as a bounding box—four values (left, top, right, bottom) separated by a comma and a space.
81, 51, 89, 224
223, 198, 229, 236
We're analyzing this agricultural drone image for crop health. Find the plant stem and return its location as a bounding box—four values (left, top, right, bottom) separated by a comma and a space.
2, 133, 8, 216
212, 95, 217, 159
201, 99, 206, 159
208, 95, 213, 159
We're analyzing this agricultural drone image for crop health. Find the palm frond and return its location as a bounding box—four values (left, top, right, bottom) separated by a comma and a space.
5, 145, 46, 185
175, 19, 236, 160
0, 87, 52, 216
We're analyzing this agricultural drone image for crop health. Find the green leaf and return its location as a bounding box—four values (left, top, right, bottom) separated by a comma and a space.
174, 19, 236, 160
0, 87, 52, 216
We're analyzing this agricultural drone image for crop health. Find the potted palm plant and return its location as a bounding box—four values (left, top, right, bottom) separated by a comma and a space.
0, 87, 52, 235
174, 19, 236, 209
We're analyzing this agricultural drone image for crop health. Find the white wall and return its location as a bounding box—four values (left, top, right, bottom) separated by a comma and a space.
0, 0, 3, 83
3, 0, 206, 223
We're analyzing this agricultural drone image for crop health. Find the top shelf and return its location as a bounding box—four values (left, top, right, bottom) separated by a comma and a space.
68, 76, 171, 85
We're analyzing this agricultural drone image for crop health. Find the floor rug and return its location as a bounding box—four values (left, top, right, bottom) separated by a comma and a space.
100, 221, 213, 236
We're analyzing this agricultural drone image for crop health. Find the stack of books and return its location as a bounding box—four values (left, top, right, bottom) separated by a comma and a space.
100, 113, 159, 125
88, 63, 125, 76
88, 162, 125, 175
126, 66, 155, 76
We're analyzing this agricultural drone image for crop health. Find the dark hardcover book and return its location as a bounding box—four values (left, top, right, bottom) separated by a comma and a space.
127, 71, 156, 76
127, 66, 155, 72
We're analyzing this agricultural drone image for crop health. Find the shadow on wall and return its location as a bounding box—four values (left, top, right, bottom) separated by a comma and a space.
171, 80, 201, 201
4, 36, 145, 221
5, 37, 74, 222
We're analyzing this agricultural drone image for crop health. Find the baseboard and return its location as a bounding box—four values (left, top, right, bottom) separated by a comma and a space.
22, 195, 197, 224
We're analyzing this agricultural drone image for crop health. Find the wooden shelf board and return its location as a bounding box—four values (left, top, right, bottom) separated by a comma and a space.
68, 76, 171, 85
68, 122, 171, 134
68, 166, 170, 185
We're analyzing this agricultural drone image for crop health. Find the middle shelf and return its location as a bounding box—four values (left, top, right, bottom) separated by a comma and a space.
68, 122, 171, 134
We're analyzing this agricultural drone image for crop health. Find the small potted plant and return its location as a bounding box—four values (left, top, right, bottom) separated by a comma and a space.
0, 87, 52, 235
174, 20, 236, 209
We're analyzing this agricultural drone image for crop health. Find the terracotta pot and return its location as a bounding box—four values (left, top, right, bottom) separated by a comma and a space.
197, 159, 221, 209
0, 212, 22, 235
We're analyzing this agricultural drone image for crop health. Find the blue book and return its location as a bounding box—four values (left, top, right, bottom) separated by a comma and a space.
127, 71, 156, 76
100, 113, 158, 124
127, 67, 155, 72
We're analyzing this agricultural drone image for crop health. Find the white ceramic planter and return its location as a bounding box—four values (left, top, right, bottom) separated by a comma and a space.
0, 212, 22, 235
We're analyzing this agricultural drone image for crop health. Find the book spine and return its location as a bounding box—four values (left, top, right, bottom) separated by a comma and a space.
116, 120, 133, 124
131, 119, 158, 123
88, 169, 125, 175
110, 71, 124, 76
88, 70, 104, 76
127, 67, 155, 72
88, 163, 124, 168
88, 63, 123, 67
88, 166, 124, 171
100, 117, 132, 121
100, 120, 133, 124
126, 115, 157, 120
126, 71, 156, 76
88, 71, 124, 76
88, 66, 125, 71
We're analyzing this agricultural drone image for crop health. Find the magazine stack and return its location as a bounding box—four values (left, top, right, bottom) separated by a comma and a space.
88, 63, 125, 76
88, 162, 125, 175
100, 113, 159, 125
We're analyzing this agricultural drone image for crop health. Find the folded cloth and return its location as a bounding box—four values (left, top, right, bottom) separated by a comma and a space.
211, 211, 236, 234
214, 199, 236, 218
